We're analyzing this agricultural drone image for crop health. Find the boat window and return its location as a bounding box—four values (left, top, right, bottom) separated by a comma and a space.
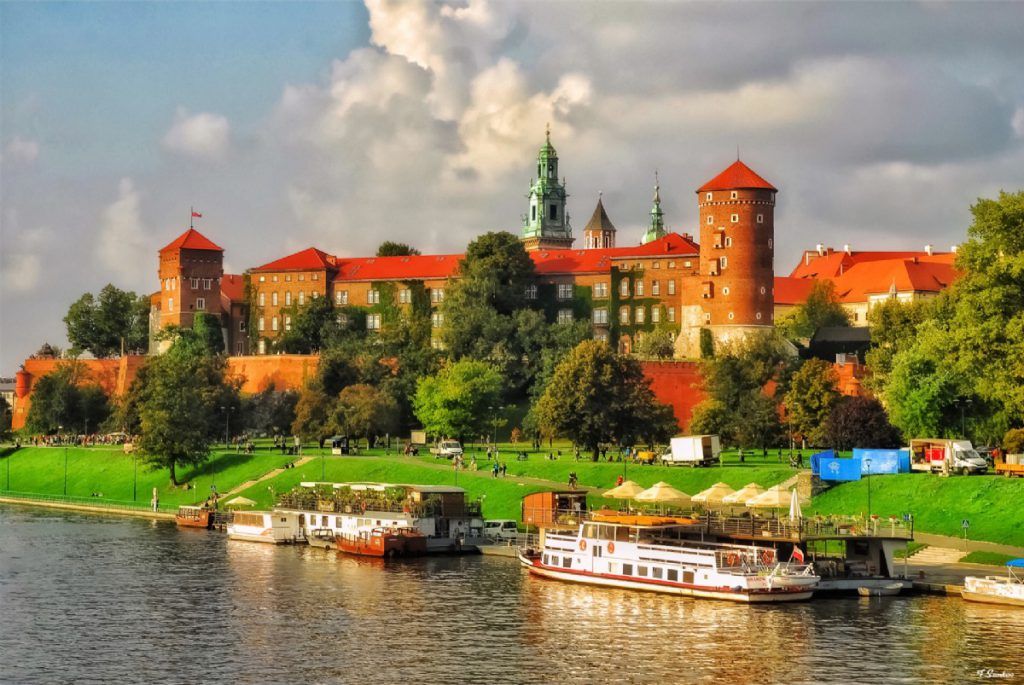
667, 569, 678, 582
638, 566, 648, 577
652, 567, 664, 580
583, 524, 598, 538
562, 557, 572, 569
616, 527, 630, 542
322, 516, 328, 526
543, 554, 549, 565
623, 564, 634, 576
683, 571, 694, 584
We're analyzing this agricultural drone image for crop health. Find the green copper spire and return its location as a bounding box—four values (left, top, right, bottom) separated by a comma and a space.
641, 171, 666, 244
522, 124, 573, 250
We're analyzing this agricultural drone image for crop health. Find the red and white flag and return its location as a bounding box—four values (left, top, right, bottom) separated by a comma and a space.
791, 546, 805, 564
192, 210, 203, 218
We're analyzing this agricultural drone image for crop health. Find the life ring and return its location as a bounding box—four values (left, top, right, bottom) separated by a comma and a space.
726, 553, 739, 566
607, 541, 615, 554
760, 550, 774, 565
579, 539, 587, 551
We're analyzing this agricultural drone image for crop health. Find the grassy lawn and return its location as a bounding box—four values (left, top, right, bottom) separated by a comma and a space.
960, 551, 1019, 566
230, 455, 550, 520
807, 473, 1024, 548
0, 446, 295, 509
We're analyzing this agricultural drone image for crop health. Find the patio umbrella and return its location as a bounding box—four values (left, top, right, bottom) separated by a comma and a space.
224, 496, 256, 508
691, 482, 736, 506
722, 482, 766, 505
635, 482, 692, 507
603, 480, 645, 499
746, 484, 792, 509
788, 487, 804, 521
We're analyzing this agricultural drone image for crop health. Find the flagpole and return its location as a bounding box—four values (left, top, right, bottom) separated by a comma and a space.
190, 206, 194, 230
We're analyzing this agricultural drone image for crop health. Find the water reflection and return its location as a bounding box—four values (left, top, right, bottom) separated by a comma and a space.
0, 505, 1022, 685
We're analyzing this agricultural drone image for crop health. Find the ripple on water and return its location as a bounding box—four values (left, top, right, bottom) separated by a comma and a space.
1, 505, 1022, 685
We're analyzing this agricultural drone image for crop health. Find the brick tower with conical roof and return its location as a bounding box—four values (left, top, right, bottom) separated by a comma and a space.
582, 194, 616, 249
678, 159, 776, 356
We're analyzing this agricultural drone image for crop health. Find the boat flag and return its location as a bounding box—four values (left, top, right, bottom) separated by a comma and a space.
791, 546, 805, 564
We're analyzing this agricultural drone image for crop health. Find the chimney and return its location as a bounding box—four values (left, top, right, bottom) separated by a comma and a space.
924, 244, 933, 256
816, 243, 824, 256
843, 244, 851, 255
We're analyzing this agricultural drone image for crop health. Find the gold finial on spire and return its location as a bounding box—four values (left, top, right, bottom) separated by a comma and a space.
545, 121, 551, 142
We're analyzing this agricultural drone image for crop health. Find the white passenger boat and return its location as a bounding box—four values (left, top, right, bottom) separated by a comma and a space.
519, 514, 819, 603
962, 559, 1024, 607
227, 510, 303, 544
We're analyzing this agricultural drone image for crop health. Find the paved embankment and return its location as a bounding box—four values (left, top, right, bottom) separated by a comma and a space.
0, 495, 175, 520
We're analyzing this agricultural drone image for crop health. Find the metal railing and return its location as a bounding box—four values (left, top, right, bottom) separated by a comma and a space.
0, 489, 176, 513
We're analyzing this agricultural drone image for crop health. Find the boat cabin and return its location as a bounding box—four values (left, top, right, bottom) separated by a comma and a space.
522, 490, 588, 527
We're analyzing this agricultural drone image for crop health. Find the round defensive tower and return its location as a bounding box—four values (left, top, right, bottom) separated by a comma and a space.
696, 159, 776, 344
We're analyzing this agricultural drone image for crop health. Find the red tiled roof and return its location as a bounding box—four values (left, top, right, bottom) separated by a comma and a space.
334, 254, 463, 282
773, 277, 817, 306
253, 247, 336, 272
319, 232, 700, 282
697, 160, 776, 193
220, 273, 246, 303
789, 249, 954, 279
159, 228, 223, 253
831, 257, 957, 303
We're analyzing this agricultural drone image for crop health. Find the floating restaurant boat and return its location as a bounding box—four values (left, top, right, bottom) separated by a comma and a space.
275, 482, 485, 554
519, 513, 819, 603
175, 505, 214, 529
227, 510, 304, 544
335, 527, 428, 558
962, 559, 1024, 607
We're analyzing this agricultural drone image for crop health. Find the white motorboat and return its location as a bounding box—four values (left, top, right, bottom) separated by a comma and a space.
962, 559, 1024, 607
857, 582, 903, 597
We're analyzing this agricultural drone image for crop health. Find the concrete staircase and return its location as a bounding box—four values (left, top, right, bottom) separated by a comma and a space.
222, 456, 313, 497
908, 545, 965, 565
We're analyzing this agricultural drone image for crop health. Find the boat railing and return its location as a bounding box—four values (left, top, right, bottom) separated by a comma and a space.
702, 512, 913, 541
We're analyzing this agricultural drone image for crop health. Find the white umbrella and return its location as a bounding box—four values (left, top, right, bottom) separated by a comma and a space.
789, 487, 803, 521
225, 496, 256, 508
603, 480, 645, 499
746, 484, 792, 509
691, 482, 736, 506
635, 481, 692, 506
722, 482, 766, 505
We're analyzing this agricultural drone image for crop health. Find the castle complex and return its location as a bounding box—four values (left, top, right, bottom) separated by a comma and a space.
148, 132, 782, 359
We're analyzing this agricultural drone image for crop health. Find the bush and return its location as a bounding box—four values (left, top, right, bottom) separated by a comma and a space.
1002, 428, 1024, 454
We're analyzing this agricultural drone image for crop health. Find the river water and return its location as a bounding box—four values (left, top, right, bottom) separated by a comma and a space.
1, 506, 1021, 685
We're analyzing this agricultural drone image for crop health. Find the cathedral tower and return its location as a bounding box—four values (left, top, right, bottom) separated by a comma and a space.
521, 125, 573, 251
641, 172, 666, 244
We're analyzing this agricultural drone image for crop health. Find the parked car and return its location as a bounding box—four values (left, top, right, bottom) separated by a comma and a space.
483, 519, 519, 542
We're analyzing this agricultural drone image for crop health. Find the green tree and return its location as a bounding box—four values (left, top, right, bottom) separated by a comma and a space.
413, 360, 503, 442
330, 383, 399, 444
192, 312, 225, 354
292, 381, 334, 443
784, 358, 841, 446
24, 362, 111, 434
241, 385, 299, 437
277, 296, 339, 354
636, 331, 676, 359
864, 297, 933, 394
130, 331, 239, 485
779, 280, 851, 340
534, 340, 677, 458
0, 395, 11, 439
376, 241, 421, 257
821, 396, 902, 452
64, 284, 150, 357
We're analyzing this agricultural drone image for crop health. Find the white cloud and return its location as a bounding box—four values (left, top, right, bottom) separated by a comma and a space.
4, 136, 40, 164
162, 107, 231, 160
95, 178, 150, 288
1, 252, 41, 292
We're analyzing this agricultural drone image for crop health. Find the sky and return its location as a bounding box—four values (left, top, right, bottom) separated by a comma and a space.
2, 0, 1024, 372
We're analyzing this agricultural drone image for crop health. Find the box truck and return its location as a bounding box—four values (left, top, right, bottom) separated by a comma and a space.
661, 435, 721, 467
909, 439, 988, 475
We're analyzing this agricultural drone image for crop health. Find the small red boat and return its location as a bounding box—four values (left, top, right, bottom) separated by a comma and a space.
335, 527, 427, 558
175, 505, 214, 529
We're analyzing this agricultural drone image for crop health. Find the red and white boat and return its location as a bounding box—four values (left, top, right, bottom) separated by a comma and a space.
519, 514, 819, 603
335, 526, 428, 558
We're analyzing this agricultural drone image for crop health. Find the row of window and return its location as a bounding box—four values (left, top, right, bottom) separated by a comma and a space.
331, 288, 445, 307
164, 297, 207, 313
706, 214, 765, 225
541, 553, 695, 584
257, 273, 319, 283
162, 277, 214, 291
258, 291, 319, 307
592, 306, 676, 325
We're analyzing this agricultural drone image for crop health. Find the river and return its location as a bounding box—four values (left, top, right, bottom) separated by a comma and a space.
0, 505, 1021, 685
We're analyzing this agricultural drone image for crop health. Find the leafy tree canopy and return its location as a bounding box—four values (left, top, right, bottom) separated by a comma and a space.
821, 396, 902, 452
330, 383, 399, 442
534, 340, 677, 456
24, 361, 111, 434
784, 358, 840, 447
413, 360, 503, 442
242, 385, 299, 436
779, 280, 851, 340
376, 241, 421, 257
64, 284, 150, 357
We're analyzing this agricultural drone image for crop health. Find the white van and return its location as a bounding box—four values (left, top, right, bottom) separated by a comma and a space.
483, 519, 519, 542
430, 440, 464, 458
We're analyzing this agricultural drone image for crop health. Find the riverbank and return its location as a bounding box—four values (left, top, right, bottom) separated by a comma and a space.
0, 493, 175, 520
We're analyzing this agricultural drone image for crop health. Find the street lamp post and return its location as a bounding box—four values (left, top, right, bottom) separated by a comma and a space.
133, 452, 138, 502
865, 457, 872, 522
958, 399, 972, 438
59, 424, 68, 497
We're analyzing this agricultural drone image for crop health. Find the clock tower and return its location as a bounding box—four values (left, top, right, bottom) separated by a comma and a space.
521, 125, 574, 251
